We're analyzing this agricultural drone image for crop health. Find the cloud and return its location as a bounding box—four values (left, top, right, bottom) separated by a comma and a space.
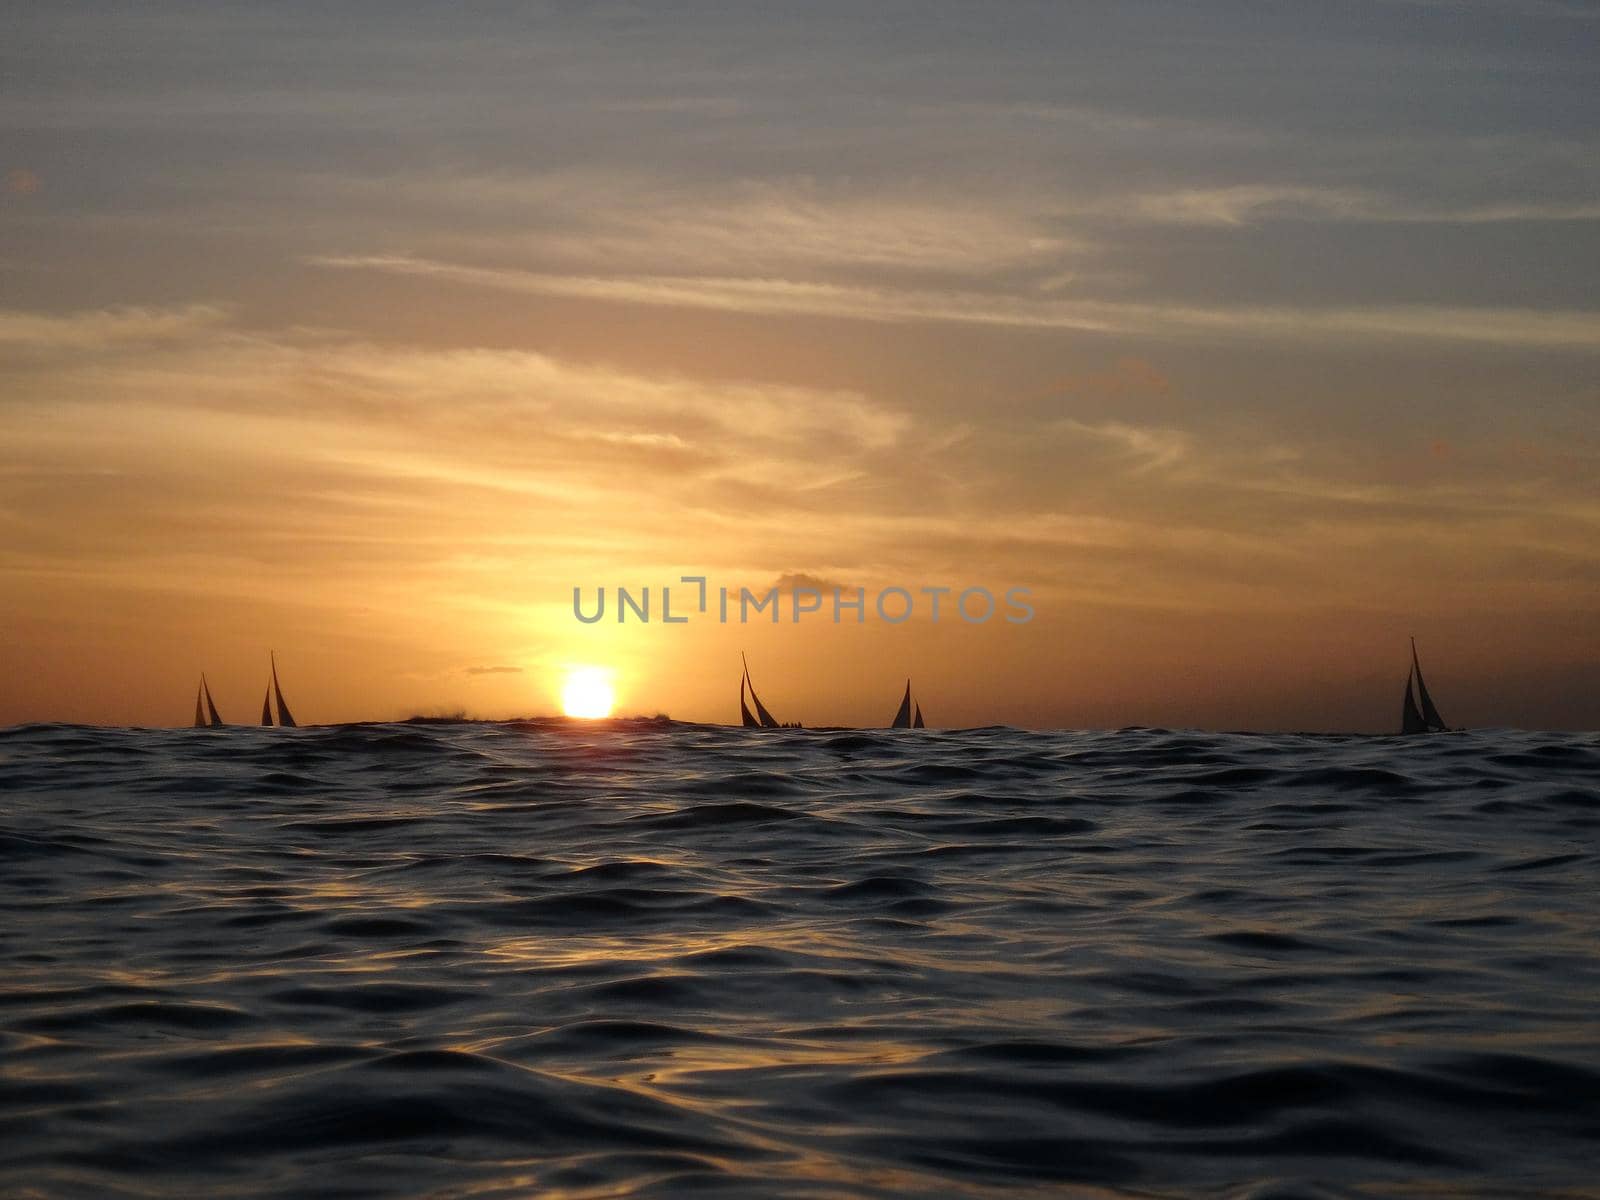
1119, 185, 1377, 227
771, 572, 847, 594
465, 665, 523, 675
311, 169, 1080, 277
1054, 420, 1192, 473
11, 311, 1591, 565
311, 254, 1600, 350
0, 305, 227, 351
1109, 184, 1600, 227
10, 324, 909, 465
0, 310, 935, 601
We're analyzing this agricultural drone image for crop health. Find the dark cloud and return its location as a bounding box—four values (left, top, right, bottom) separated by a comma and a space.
772, 572, 846, 594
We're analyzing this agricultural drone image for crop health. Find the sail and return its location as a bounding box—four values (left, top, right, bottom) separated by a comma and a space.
203, 675, 225, 727
747, 671, 780, 728
913, 702, 925, 729
891, 681, 912, 729
1401, 671, 1427, 735
271, 652, 297, 728
741, 653, 781, 728
260, 685, 274, 726
193, 683, 206, 728
740, 674, 760, 728
1410, 639, 1446, 731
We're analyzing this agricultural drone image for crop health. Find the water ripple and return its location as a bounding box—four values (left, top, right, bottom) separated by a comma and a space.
1, 720, 1597, 1197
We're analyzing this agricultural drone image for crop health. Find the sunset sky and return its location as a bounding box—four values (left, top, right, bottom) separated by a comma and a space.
3, 2, 1597, 731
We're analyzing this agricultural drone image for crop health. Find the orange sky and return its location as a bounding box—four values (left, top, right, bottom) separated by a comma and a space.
3, 5, 1597, 731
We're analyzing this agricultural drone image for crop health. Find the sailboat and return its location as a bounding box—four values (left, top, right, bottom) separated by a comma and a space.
193, 674, 226, 728
890, 680, 926, 729
1400, 638, 1452, 735
270, 652, 297, 728
739, 653, 782, 728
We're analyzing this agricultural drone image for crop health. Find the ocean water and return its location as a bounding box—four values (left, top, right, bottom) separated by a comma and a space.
1, 721, 1597, 1199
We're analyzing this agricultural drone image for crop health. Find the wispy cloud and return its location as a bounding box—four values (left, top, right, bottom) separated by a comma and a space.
1115, 185, 1377, 227
1107, 184, 1600, 227
301, 169, 1079, 277
0, 305, 227, 351
0, 314, 927, 578
1054, 420, 1192, 472
10, 321, 910, 460
311, 254, 1600, 350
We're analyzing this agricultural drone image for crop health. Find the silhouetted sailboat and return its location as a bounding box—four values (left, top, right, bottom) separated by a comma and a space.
270, 652, 297, 728
193, 674, 225, 728
739, 675, 759, 728
1400, 638, 1451, 734
891, 680, 926, 729
740, 653, 780, 728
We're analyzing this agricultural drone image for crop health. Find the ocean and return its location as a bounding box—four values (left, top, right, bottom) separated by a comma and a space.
1, 720, 1597, 1198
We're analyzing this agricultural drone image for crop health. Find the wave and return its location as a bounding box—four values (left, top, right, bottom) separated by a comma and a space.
0, 722, 1596, 1196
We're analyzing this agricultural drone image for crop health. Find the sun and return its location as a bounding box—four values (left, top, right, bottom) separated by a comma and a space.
561, 667, 615, 719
